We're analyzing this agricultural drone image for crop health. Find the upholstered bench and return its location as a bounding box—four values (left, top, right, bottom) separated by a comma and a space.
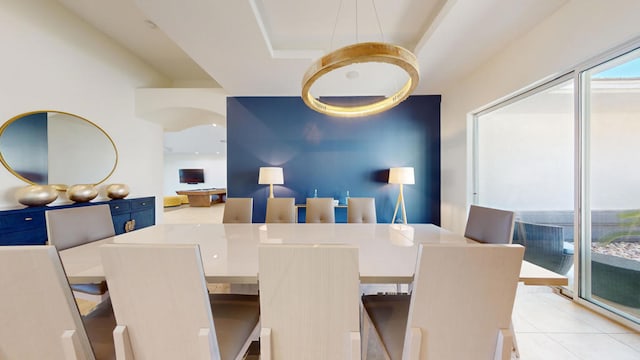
164, 195, 189, 207
163, 196, 182, 207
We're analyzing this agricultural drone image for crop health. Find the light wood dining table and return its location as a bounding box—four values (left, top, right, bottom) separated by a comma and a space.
59, 223, 568, 286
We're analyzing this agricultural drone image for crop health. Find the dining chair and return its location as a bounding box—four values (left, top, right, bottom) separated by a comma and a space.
46, 204, 115, 301
99, 243, 260, 360
463, 204, 520, 356
464, 204, 515, 244
265, 197, 296, 223
347, 197, 377, 223
305, 197, 335, 223
362, 243, 524, 360
258, 244, 360, 360
222, 197, 253, 223
0, 245, 116, 360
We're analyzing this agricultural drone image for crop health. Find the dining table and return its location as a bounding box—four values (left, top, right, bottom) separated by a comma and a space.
59, 223, 568, 287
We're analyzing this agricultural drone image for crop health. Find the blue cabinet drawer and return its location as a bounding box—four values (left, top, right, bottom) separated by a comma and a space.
1, 228, 46, 245
131, 197, 154, 210
0, 210, 45, 231
107, 200, 131, 215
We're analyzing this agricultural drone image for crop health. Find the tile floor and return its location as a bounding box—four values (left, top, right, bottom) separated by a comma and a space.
162, 204, 640, 359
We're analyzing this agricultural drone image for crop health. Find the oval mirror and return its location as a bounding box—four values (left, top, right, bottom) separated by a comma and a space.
0, 111, 118, 188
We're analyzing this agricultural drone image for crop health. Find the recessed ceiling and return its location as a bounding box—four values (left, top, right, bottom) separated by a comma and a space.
57, 0, 567, 96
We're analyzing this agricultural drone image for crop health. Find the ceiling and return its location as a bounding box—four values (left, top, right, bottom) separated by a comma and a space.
56, 0, 568, 95
55, 0, 568, 153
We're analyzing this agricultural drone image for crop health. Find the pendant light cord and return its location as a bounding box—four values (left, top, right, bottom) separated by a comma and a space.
330, 0, 385, 49
329, 0, 345, 52
371, 0, 385, 43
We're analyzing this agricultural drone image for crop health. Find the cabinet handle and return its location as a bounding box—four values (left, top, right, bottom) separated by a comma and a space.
141, 202, 146, 206
114, 206, 120, 209
125, 219, 136, 232
24, 217, 33, 221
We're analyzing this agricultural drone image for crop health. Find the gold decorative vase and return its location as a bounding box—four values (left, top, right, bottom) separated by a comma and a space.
15, 185, 59, 206
106, 183, 129, 199
67, 184, 98, 202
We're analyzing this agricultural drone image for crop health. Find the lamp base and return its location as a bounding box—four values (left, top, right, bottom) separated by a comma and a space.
392, 187, 408, 224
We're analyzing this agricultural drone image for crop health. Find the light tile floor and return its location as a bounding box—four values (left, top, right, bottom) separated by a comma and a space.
162, 204, 640, 359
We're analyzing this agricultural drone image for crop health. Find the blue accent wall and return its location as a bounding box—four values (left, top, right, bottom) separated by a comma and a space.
227, 95, 441, 224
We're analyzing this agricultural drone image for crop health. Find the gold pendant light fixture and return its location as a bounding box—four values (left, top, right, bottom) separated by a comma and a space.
301, 0, 420, 118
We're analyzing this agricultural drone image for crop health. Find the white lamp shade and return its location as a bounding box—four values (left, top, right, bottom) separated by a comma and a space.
388, 167, 415, 184
258, 167, 284, 185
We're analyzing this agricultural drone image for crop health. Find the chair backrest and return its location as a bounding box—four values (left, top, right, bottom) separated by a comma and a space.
222, 197, 253, 223
464, 205, 515, 244
305, 197, 335, 223
265, 197, 296, 223
0, 246, 96, 359
99, 243, 221, 359
347, 197, 377, 223
404, 243, 524, 359
258, 244, 360, 360
46, 204, 115, 250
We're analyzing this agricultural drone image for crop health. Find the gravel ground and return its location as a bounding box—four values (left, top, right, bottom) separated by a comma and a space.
591, 241, 640, 261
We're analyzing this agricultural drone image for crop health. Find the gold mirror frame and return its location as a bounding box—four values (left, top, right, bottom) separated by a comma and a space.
0, 110, 118, 190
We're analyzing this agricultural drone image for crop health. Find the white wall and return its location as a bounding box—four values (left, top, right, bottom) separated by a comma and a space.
0, 1, 169, 221
440, 0, 640, 233
163, 153, 227, 195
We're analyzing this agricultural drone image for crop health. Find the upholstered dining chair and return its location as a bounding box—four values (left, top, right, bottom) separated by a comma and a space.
464, 204, 515, 244
222, 197, 254, 223
362, 243, 524, 360
0, 245, 116, 360
99, 243, 260, 360
305, 197, 335, 223
464, 204, 520, 357
258, 244, 361, 360
347, 197, 377, 223
265, 197, 296, 223
46, 204, 115, 301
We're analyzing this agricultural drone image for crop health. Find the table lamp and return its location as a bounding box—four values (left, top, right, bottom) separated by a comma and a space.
389, 167, 414, 224
258, 167, 284, 198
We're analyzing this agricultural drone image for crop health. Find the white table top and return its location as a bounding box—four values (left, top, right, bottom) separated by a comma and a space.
59, 223, 568, 286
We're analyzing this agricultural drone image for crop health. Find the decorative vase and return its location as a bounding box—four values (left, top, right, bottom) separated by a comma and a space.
15, 185, 59, 206
106, 183, 130, 199
67, 184, 98, 202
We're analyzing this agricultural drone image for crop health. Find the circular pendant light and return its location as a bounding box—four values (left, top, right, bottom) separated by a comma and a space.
301, 42, 420, 118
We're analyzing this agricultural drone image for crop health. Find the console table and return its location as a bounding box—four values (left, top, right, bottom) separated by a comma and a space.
0, 196, 155, 246
176, 189, 226, 207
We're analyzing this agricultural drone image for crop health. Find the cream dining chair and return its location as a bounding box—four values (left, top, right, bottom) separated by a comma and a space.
464, 204, 515, 244
362, 243, 524, 360
0, 245, 116, 360
463, 204, 520, 357
347, 197, 377, 223
222, 197, 253, 223
265, 197, 296, 223
99, 243, 260, 360
258, 244, 361, 360
46, 204, 115, 301
305, 197, 335, 223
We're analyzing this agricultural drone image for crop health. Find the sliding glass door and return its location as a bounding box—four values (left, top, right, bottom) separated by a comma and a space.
474, 76, 576, 286
474, 42, 640, 326
581, 48, 640, 322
